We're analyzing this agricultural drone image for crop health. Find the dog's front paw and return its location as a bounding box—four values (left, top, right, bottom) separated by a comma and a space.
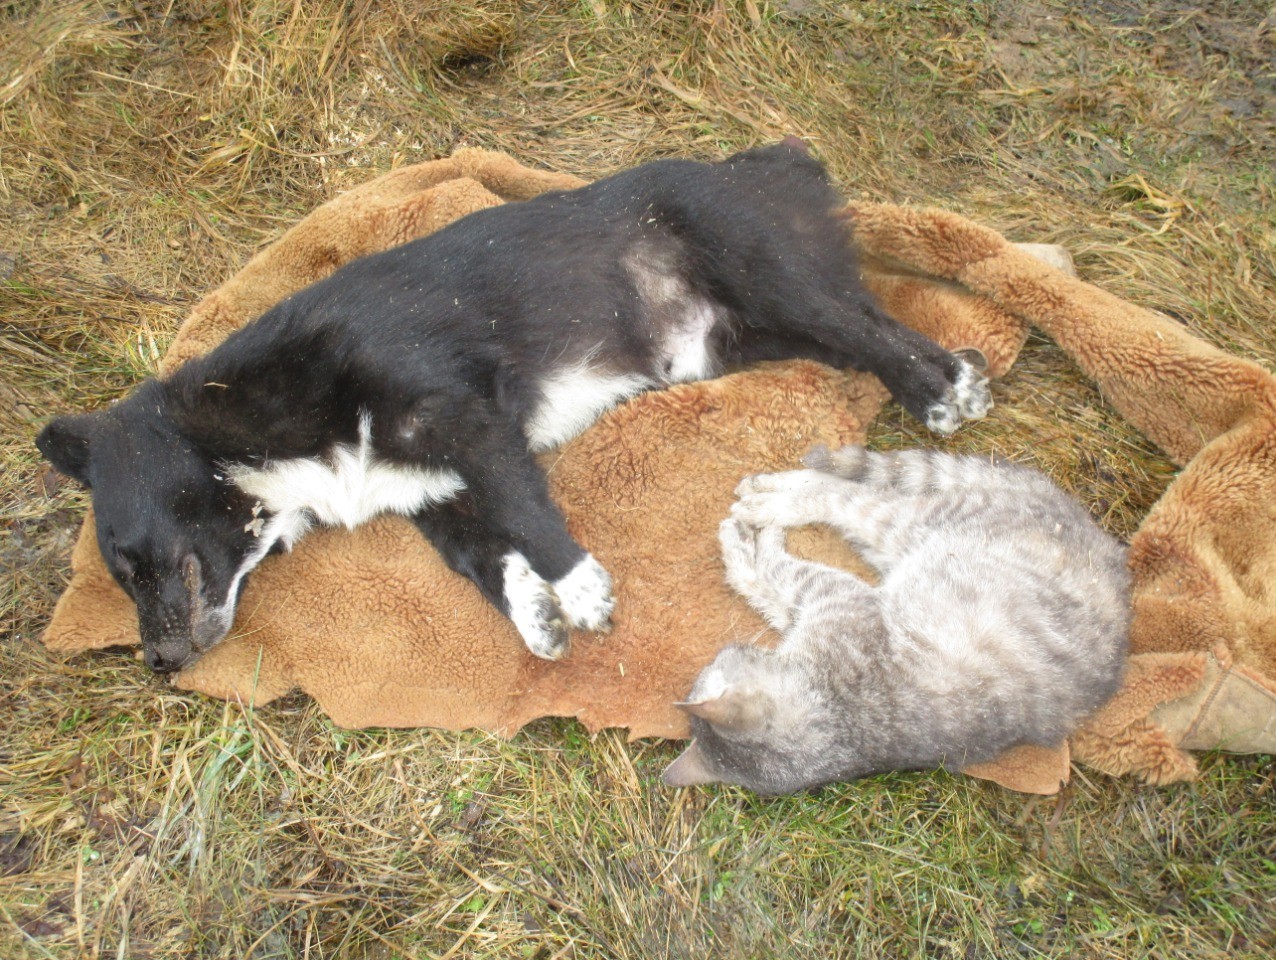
554, 554, 615, 633
502, 552, 570, 660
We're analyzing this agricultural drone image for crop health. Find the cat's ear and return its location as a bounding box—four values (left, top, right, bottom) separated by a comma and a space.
662, 742, 721, 788
677, 688, 766, 733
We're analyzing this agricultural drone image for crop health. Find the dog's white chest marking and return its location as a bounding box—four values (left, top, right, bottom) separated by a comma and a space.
525, 364, 652, 452
227, 411, 465, 540
211, 412, 463, 635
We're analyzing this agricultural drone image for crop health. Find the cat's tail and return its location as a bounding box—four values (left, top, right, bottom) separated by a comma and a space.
802, 445, 871, 480
803, 444, 1036, 498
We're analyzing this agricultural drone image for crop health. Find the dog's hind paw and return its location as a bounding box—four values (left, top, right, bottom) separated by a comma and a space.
502, 552, 570, 660
924, 359, 992, 435
923, 395, 962, 435
555, 554, 615, 633
953, 357, 992, 420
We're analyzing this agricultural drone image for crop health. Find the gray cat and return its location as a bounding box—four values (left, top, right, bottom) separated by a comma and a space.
664, 446, 1131, 795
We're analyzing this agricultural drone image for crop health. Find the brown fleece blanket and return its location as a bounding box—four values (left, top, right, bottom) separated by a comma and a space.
42, 149, 1276, 794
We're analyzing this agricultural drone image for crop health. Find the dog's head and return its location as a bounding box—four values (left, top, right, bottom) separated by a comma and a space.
37, 384, 263, 673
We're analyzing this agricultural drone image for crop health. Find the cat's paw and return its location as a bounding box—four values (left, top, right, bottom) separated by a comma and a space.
720, 512, 762, 555
733, 473, 840, 529
719, 517, 772, 599
554, 554, 615, 633
732, 491, 800, 528
735, 469, 822, 499
502, 551, 570, 660
719, 518, 794, 630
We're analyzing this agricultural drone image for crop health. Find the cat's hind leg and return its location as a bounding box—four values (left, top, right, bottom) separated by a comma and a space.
719, 516, 798, 630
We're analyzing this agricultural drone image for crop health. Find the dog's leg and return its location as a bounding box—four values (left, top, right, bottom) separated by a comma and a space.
414, 499, 594, 661
837, 296, 991, 433
412, 502, 572, 661
465, 455, 612, 625
734, 289, 991, 435
411, 499, 511, 610
407, 410, 614, 659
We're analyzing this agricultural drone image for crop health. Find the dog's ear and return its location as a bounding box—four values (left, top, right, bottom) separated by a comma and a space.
36, 412, 103, 487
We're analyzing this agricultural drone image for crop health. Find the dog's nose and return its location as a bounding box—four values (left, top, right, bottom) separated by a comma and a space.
145, 647, 184, 674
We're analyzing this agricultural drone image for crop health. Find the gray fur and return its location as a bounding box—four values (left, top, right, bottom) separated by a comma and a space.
664, 446, 1131, 795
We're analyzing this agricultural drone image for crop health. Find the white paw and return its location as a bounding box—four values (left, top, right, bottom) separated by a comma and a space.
502, 552, 569, 660
731, 492, 780, 527
719, 516, 760, 585
734, 469, 823, 498
731, 490, 807, 529
924, 394, 962, 435
924, 358, 992, 434
953, 360, 992, 420
554, 554, 615, 632
718, 518, 793, 631
718, 518, 770, 616
719, 514, 755, 554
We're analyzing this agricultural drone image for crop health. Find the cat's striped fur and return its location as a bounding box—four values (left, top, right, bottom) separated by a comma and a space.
665, 446, 1131, 795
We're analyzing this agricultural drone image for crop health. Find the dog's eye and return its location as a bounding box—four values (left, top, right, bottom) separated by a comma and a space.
110, 542, 134, 580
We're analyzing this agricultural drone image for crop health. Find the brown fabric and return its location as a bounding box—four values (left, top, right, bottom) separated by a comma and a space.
1147, 644, 1276, 755
42, 149, 1276, 792
963, 744, 1071, 797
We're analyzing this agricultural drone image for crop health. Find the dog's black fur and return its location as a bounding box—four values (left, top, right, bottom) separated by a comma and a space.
38, 141, 990, 673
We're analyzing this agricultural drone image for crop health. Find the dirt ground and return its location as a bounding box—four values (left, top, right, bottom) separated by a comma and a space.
2, 2, 1274, 958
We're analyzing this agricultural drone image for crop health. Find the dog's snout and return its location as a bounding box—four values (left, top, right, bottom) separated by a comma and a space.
144, 637, 194, 674
139, 599, 231, 673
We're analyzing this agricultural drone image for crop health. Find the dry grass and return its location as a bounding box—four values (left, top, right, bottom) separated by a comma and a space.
2, 1, 1274, 957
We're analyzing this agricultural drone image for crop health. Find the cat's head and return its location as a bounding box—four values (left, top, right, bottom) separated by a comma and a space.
662, 645, 836, 796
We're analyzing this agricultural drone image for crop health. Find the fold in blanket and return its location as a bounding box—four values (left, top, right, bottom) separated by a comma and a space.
42, 149, 1276, 795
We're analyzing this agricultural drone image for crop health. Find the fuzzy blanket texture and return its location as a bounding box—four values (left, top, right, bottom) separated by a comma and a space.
42, 149, 1276, 795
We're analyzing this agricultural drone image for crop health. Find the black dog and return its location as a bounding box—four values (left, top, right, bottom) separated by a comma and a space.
37, 140, 990, 673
